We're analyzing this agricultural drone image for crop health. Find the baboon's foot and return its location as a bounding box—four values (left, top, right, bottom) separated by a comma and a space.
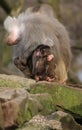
46, 76, 55, 82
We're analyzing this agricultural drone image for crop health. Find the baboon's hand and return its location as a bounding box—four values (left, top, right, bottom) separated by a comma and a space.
14, 57, 26, 71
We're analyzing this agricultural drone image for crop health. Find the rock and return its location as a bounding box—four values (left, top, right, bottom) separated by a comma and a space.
0, 87, 55, 129
27, 93, 56, 118
17, 111, 82, 130
0, 74, 35, 89
0, 74, 82, 129
30, 82, 82, 118
0, 88, 28, 128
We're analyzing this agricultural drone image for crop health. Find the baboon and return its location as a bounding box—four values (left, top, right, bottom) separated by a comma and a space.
25, 4, 55, 17
32, 45, 47, 81
4, 4, 72, 83
32, 45, 57, 82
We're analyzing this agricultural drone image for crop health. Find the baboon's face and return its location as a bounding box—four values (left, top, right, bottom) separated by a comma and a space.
7, 32, 21, 45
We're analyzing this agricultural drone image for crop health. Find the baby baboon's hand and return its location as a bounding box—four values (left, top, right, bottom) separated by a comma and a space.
47, 54, 54, 61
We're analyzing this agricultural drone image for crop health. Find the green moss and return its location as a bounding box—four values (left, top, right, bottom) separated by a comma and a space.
54, 86, 82, 115
0, 79, 21, 88
30, 83, 59, 94
36, 94, 56, 115
17, 99, 30, 125
0, 77, 31, 88
27, 99, 39, 117
30, 84, 48, 94
25, 110, 32, 121
30, 83, 82, 116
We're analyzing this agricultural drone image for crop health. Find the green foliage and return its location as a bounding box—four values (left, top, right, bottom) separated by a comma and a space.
48, 0, 61, 18
1, 33, 12, 66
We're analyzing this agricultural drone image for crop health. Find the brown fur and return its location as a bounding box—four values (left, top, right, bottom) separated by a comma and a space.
32, 45, 57, 82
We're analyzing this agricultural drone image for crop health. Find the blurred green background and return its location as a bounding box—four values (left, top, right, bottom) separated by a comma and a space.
0, 0, 82, 84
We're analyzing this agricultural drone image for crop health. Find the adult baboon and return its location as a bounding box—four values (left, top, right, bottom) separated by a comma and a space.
4, 4, 72, 83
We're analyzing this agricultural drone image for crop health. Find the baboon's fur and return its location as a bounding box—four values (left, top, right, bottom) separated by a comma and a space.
4, 4, 72, 83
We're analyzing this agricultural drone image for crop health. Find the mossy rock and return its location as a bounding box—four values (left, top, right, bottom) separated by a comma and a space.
0, 74, 82, 128
29, 82, 82, 118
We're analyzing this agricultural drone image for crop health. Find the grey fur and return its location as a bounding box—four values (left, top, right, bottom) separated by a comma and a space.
4, 4, 72, 82
14, 12, 71, 66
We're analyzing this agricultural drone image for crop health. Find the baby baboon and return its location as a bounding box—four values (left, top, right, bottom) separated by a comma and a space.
4, 4, 72, 83
32, 45, 57, 82
32, 47, 46, 81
